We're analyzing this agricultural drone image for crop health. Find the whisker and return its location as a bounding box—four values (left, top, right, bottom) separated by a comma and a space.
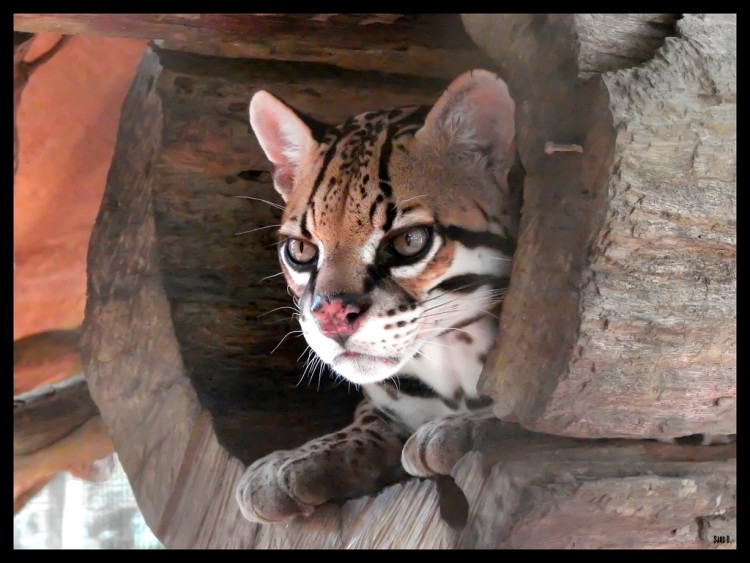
421, 292, 506, 315
234, 224, 281, 236
297, 345, 311, 363
413, 338, 457, 351
224, 194, 285, 210
257, 305, 300, 319
413, 348, 440, 367
418, 278, 506, 306
416, 326, 475, 337
395, 194, 428, 207
257, 271, 285, 283
270, 330, 303, 354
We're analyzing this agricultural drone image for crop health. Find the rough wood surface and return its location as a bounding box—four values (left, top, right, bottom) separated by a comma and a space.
13, 375, 113, 512
574, 14, 680, 76
464, 14, 736, 439
14, 13, 493, 79
80, 16, 736, 549
14, 374, 97, 456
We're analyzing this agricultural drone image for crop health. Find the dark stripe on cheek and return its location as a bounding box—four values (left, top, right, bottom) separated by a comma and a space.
432, 274, 509, 294
443, 225, 517, 256
364, 264, 390, 292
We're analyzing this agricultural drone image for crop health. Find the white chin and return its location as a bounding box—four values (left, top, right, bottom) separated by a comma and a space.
331, 352, 406, 385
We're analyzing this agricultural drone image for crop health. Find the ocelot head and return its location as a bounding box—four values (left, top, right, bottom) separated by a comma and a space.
250, 70, 520, 385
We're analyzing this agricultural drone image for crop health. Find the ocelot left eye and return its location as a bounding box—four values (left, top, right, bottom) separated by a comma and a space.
391, 227, 431, 257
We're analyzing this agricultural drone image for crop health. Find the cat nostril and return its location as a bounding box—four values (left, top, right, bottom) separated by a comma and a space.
346, 298, 371, 325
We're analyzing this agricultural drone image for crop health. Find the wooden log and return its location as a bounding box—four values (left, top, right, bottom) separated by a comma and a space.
80, 17, 736, 549
13, 13, 493, 79
463, 14, 736, 439
13, 375, 113, 512
14, 374, 97, 456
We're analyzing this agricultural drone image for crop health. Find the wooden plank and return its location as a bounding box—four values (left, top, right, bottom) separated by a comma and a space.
14, 14, 494, 79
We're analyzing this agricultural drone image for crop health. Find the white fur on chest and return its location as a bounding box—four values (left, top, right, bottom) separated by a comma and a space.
365, 316, 496, 432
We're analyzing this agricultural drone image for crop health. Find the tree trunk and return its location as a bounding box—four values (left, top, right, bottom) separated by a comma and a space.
464, 14, 736, 439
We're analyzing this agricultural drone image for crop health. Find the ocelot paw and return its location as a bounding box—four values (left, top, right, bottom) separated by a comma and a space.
237, 405, 406, 524
401, 411, 502, 478
236, 448, 319, 524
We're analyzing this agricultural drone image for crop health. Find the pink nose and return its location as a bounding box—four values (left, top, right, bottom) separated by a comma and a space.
310, 294, 370, 340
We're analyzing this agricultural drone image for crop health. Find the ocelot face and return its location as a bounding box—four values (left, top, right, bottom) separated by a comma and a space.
250, 70, 520, 384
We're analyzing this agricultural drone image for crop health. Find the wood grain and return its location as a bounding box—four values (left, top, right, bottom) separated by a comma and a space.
465, 14, 736, 439
14, 13, 494, 79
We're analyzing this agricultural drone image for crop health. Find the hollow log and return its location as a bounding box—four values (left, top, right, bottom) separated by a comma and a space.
75, 14, 735, 548
13, 14, 493, 79
463, 14, 736, 439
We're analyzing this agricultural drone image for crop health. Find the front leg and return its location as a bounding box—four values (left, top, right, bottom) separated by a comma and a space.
401, 408, 505, 478
237, 400, 409, 524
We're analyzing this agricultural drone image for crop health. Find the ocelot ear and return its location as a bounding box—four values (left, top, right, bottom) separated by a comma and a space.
415, 69, 516, 183
249, 91, 321, 201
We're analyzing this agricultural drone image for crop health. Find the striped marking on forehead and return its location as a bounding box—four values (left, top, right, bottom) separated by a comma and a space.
293, 105, 431, 237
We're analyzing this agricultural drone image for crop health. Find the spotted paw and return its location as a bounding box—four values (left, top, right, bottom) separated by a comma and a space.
236, 449, 318, 524
237, 407, 406, 524
401, 411, 501, 478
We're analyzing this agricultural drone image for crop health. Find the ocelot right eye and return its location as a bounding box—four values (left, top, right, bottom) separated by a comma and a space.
285, 238, 318, 266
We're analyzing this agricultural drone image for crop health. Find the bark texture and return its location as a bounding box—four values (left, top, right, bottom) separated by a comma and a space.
464, 14, 736, 439
70, 13, 735, 549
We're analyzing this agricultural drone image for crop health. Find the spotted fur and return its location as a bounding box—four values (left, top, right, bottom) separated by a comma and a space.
237, 69, 521, 523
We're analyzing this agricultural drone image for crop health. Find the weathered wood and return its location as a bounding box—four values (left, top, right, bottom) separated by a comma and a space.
80, 16, 736, 549
464, 14, 736, 439
574, 14, 680, 76
14, 13, 493, 80
157, 414, 738, 549
14, 328, 82, 394
13, 374, 113, 512
14, 374, 97, 456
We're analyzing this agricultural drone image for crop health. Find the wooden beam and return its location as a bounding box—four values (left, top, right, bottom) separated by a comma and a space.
13, 14, 494, 79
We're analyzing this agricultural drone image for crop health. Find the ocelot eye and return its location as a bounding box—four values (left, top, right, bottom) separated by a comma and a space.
285, 238, 318, 266
391, 227, 431, 257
